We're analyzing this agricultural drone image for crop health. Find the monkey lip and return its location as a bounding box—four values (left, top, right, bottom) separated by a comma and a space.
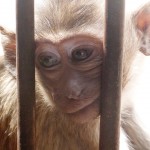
61, 96, 100, 114
65, 98, 100, 123
63, 98, 100, 116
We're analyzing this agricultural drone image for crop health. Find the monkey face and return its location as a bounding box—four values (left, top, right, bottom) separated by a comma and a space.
35, 35, 104, 123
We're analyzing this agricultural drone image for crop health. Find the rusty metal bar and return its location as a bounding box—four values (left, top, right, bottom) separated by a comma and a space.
16, 0, 35, 150
100, 0, 125, 150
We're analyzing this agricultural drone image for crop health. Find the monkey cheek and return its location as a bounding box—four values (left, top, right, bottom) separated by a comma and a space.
66, 99, 100, 124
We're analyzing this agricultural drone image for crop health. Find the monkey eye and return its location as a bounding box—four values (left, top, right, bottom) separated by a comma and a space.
38, 52, 60, 68
72, 47, 93, 61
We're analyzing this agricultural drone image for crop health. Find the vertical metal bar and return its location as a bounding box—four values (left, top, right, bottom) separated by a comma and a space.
100, 0, 125, 150
16, 0, 35, 150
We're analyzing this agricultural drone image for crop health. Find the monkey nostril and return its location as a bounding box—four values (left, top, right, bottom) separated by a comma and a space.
67, 97, 80, 101
67, 95, 79, 100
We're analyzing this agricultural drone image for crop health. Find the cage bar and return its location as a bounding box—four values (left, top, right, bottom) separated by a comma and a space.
100, 0, 125, 150
16, 0, 35, 150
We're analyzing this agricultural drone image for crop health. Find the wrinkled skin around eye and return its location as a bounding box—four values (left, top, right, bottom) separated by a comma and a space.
38, 52, 60, 68
72, 48, 93, 61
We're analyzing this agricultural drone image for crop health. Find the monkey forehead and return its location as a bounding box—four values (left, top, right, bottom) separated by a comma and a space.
34, 0, 104, 42
35, 27, 104, 43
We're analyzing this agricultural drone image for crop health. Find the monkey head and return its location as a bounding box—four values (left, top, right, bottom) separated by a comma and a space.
35, 35, 103, 123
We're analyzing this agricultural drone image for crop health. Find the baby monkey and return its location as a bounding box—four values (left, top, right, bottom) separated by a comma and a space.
0, 0, 150, 149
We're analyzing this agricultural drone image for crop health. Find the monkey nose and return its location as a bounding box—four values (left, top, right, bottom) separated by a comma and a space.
67, 89, 84, 100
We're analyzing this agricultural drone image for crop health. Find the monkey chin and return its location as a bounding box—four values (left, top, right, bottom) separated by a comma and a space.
66, 99, 100, 124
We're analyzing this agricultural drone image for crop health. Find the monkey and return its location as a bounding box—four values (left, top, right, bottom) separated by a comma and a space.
0, 0, 150, 149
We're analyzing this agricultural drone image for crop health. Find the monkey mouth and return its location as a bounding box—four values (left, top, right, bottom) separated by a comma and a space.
66, 98, 100, 123
60, 96, 100, 114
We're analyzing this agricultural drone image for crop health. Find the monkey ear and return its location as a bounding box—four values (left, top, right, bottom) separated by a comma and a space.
0, 26, 16, 76
134, 3, 150, 56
